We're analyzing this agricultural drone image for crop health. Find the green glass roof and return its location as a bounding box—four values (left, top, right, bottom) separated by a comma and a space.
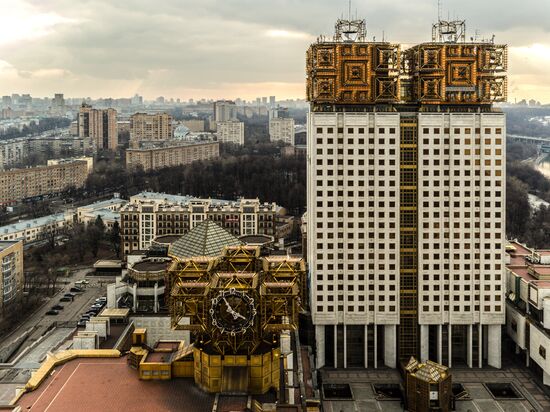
169, 220, 243, 259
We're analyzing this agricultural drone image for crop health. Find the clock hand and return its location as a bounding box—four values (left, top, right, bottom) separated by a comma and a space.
223, 297, 234, 312
223, 297, 240, 319
233, 311, 246, 321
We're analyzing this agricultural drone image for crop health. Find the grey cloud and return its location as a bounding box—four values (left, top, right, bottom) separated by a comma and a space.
1, 0, 549, 99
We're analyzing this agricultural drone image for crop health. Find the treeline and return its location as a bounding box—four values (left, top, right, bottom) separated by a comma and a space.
503, 107, 550, 137
84, 143, 306, 216
0, 117, 71, 140
506, 141, 550, 247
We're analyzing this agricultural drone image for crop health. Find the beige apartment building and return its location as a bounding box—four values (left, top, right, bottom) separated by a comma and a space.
0, 158, 92, 205
125, 141, 219, 172
216, 121, 245, 145
180, 119, 205, 133
129, 113, 172, 148
0, 240, 24, 318
120, 194, 277, 255
77, 103, 118, 150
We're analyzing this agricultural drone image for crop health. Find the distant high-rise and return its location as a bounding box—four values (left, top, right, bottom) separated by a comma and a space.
52, 93, 65, 108
213, 100, 237, 122
77, 103, 118, 150
269, 117, 295, 146
269, 96, 276, 107
307, 17, 507, 369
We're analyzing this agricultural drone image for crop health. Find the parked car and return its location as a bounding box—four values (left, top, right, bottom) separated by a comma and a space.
51, 305, 64, 310
45, 310, 59, 315
59, 297, 71, 302
64, 292, 76, 298
70, 287, 82, 293
77, 320, 87, 327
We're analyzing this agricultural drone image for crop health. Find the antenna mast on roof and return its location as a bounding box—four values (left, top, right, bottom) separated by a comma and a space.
333, 0, 366, 42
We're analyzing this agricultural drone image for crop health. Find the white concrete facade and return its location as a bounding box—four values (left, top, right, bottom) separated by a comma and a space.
308, 111, 506, 369
216, 121, 244, 145
269, 118, 295, 146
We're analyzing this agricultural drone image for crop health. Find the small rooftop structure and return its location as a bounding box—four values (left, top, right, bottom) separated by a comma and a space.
99, 308, 130, 319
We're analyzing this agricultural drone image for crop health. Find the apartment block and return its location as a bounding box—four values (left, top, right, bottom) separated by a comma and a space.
0, 240, 24, 318
129, 112, 173, 147
180, 119, 206, 133
0, 157, 92, 205
269, 117, 295, 146
120, 193, 277, 255
216, 121, 244, 145
77, 103, 118, 150
213, 100, 237, 122
505, 241, 550, 387
125, 141, 219, 172
307, 18, 507, 369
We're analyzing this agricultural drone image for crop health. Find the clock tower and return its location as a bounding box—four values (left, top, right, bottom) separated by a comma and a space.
167, 245, 305, 394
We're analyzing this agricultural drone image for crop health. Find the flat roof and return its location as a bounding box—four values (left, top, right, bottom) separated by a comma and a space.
533, 265, 550, 276
153, 234, 181, 244
0, 240, 20, 251
87, 209, 120, 221
132, 261, 169, 272
93, 260, 123, 268
509, 266, 532, 280
0, 212, 67, 235
15, 357, 214, 412
507, 241, 532, 256
144, 352, 171, 363
100, 308, 130, 318
79, 197, 127, 210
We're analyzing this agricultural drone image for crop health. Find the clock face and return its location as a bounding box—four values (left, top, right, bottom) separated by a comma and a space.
210, 289, 256, 335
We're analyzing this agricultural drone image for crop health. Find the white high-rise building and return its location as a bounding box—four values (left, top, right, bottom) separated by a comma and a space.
214, 100, 237, 122
269, 117, 295, 146
216, 121, 245, 145
306, 18, 508, 369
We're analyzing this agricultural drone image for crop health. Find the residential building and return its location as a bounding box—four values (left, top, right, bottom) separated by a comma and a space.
269, 106, 289, 121
125, 141, 219, 172
0, 196, 125, 244
77, 103, 118, 150
180, 119, 205, 133
0, 138, 26, 170
0, 213, 71, 243
0, 240, 24, 318
505, 241, 550, 387
0, 157, 92, 205
216, 121, 244, 145
76, 197, 127, 229
269, 117, 295, 145
26, 135, 94, 159
307, 18, 507, 369
0, 135, 93, 170
213, 100, 237, 123
129, 113, 172, 148
120, 193, 278, 255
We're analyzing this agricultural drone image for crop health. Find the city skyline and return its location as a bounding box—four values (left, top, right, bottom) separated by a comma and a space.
0, 0, 548, 103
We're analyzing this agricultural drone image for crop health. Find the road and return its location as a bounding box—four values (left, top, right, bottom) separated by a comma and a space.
0, 268, 107, 363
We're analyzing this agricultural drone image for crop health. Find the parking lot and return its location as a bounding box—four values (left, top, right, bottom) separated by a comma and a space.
0, 268, 108, 363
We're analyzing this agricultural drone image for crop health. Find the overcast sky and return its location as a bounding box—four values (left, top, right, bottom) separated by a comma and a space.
0, 0, 548, 102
